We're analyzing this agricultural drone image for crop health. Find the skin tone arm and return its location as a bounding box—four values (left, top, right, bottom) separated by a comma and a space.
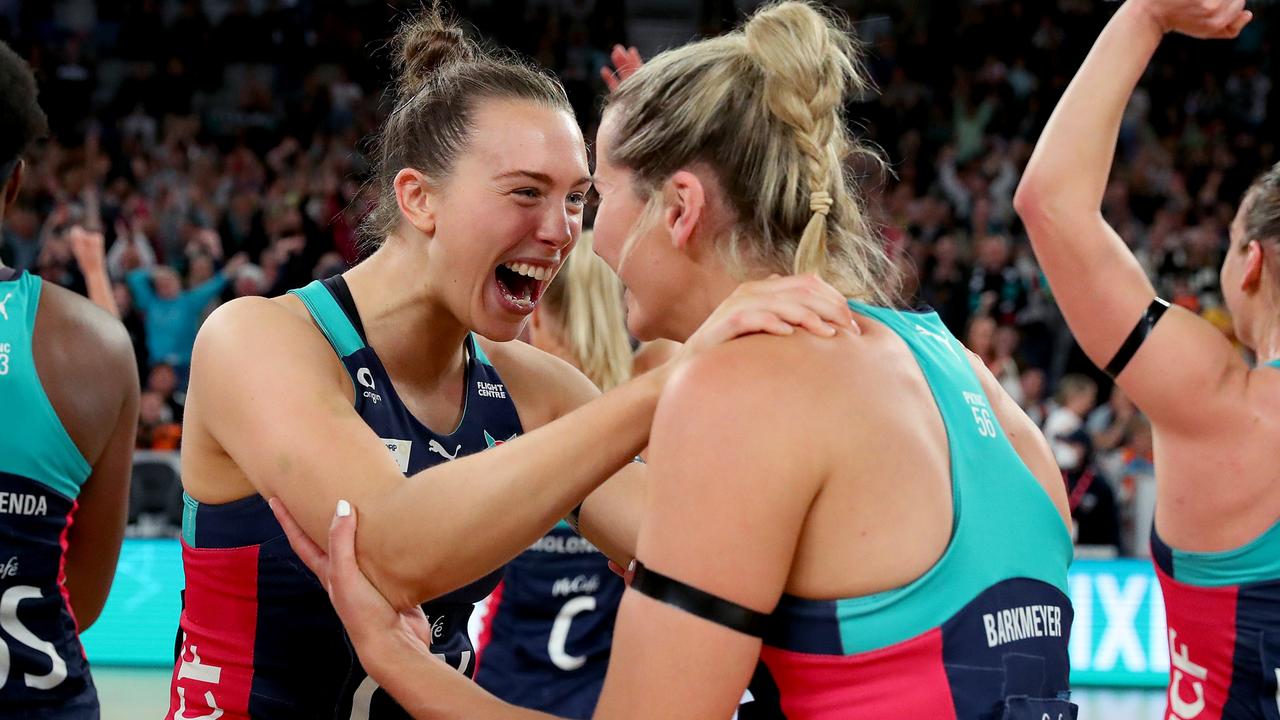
63, 343, 137, 629
1013, 0, 1252, 435
191, 274, 854, 610
38, 286, 139, 629
67, 227, 120, 318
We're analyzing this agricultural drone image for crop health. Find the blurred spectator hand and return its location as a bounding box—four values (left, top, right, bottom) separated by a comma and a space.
275, 235, 306, 256
67, 226, 106, 271
601, 45, 643, 93
224, 252, 250, 276
193, 228, 225, 259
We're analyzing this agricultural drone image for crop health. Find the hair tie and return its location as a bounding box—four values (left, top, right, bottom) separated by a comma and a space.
809, 190, 833, 217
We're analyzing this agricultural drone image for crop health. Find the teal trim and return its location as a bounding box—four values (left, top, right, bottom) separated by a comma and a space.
0, 273, 91, 499
1171, 519, 1280, 587
470, 333, 492, 366
827, 301, 1073, 655
554, 519, 572, 531
181, 493, 198, 546
1267, 359, 1280, 369
289, 281, 365, 358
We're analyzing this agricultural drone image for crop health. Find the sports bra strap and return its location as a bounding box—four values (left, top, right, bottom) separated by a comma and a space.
289, 278, 366, 359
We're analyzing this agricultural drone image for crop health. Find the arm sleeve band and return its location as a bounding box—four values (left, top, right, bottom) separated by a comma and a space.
1105, 298, 1171, 378
629, 560, 770, 638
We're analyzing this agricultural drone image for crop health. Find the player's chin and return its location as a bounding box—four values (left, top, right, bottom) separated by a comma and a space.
624, 294, 664, 343
471, 303, 531, 343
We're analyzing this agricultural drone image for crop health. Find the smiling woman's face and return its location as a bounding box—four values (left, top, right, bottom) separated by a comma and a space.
421, 98, 592, 342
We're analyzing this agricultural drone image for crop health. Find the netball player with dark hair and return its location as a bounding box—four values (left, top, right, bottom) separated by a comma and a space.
0, 40, 139, 719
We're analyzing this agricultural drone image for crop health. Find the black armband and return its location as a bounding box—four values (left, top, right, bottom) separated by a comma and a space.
1105, 298, 1171, 378
630, 560, 770, 638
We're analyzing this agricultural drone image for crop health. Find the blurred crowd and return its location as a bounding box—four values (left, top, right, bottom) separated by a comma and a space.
0, 0, 1272, 551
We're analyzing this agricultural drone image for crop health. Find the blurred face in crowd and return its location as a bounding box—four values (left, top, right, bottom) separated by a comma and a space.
994, 325, 1020, 358
139, 391, 167, 425
1065, 385, 1097, 416
966, 316, 997, 356
977, 234, 1010, 271
148, 364, 177, 397
409, 99, 589, 342
188, 255, 215, 286
154, 267, 182, 299
1020, 367, 1045, 402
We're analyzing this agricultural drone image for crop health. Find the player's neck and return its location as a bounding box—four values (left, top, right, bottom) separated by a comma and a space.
1254, 318, 1280, 367
343, 241, 470, 386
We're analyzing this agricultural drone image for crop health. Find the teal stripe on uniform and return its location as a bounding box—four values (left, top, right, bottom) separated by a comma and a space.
182, 492, 199, 546
470, 333, 493, 366
1267, 359, 1280, 369
1172, 520, 1280, 587
0, 272, 92, 500
289, 281, 365, 358
830, 301, 1073, 655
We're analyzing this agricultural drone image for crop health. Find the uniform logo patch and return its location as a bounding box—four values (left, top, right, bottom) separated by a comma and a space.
484, 430, 517, 448
427, 439, 460, 462
382, 438, 413, 471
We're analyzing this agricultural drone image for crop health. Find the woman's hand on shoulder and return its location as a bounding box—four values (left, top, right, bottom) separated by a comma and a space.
679, 273, 858, 360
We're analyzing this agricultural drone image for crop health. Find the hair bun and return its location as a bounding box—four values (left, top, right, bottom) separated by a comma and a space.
393, 4, 479, 99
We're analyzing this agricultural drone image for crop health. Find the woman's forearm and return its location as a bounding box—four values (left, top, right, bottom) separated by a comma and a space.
374, 651, 558, 720
361, 367, 667, 608
83, 262, 120, 318
579, 462, 647, 565
1013, 2, 1164, 366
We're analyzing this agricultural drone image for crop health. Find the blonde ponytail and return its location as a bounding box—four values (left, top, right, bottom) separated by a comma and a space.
540, 233, 633, 391
606, 0, 897, 304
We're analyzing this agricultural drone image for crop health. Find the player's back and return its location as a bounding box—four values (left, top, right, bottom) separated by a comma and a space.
0, 268, 136, 719
754, 302, 1075, 719
475, 522, 623, 719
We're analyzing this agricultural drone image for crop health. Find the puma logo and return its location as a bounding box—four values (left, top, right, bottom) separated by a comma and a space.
427, 439, 461, 461
914, 323, 960, 359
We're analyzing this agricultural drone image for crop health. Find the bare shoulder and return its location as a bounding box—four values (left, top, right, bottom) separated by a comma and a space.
661, 330, 877, 432
36, 282, 134, 371
193, 294, 335, 366
671, 328, 892, 403
633, 340, 680, 376
33, 283, 138, 463
474, 336, 599, 428
188, 295, 351, 417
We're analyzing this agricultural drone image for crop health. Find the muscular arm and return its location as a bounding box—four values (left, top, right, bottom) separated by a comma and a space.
38, 288, 139, 629
192, 298, 666, 609
596, 340, 822, 720
63, 341, 137, 629
1013, 1, 1248, 434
